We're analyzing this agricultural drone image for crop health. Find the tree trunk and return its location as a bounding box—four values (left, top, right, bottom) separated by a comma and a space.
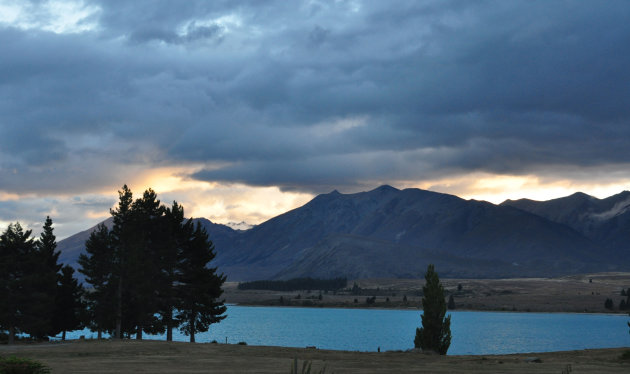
62, 330, 66, 341
166, 309, 173, 342
8, 326, 15, 345
136, 325, 143, 340
115, 273, 123, 339
97, 330, 102, 339
190, 317, 195, 343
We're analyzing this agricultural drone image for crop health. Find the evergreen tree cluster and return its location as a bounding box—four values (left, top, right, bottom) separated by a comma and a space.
0, 217, 85, 344
237, 277, 347, 292
79, 185, 226, 342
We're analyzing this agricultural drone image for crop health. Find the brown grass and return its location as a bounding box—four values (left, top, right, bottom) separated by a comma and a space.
1, 340, 629, 373
225, 272, 630, 313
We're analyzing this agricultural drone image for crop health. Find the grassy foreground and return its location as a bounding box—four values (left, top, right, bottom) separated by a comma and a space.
1, 340, 628, 373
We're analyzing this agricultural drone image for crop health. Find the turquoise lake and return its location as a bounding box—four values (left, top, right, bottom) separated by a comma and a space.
66, 306, 630, 355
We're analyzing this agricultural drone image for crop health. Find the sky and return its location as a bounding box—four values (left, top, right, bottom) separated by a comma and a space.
1, 0, 630, 239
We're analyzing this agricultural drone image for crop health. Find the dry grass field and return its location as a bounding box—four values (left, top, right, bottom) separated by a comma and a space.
1, 339, 629, 374
225, 272, 630, 313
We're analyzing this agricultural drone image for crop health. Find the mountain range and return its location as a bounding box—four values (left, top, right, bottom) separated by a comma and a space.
57, 185, 630, 281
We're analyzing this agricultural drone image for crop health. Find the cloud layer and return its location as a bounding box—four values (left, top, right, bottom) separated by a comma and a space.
2, 0, 630, 236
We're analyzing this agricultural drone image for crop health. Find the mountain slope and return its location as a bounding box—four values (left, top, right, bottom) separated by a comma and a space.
502, 191, 630, 259
215, 186, 607, 280
58, 186, 627, 282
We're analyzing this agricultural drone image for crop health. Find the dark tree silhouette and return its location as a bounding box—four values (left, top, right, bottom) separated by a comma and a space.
53, 266, 85, 340
414, 264, 451, 355
28, 216, 63, 338
109, 185, 134, 339
0, 223, 37, 344
176, 222, 227, 342
79, 223, 115, 338
448, 294, 456, 310
605, 298, 614, 310
156, 201, 188, 341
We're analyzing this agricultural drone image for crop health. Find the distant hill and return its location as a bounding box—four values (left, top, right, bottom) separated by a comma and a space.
502, 191, 630, 260
58, 186, 630, 282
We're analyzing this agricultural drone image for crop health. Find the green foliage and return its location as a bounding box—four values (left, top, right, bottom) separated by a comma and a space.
414, 264, 451, 355
620, 350, 630, 360
289, 359, 328, 374
0, 356, 51, 374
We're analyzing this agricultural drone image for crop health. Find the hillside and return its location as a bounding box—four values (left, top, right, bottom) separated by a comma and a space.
502, 191, 630, 260
57, 186, 630, 282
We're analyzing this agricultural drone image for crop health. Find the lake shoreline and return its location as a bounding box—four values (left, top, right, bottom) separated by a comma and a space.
230, 300, 630, 315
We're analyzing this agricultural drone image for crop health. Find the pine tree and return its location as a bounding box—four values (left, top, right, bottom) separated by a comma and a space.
109, 185, 134, 339
26, 216, 62, 338
176, 222, 227, 343
53, 266, 85, 340
126, 188, 165, 339
79, 223, 115, 339
0, 223, 37, 344
414, 264, 451, 355
156, 201, 189, 341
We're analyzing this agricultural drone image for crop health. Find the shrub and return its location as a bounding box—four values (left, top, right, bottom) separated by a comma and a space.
619, 350, 630, 360
0, 356, 51, 374
237, 341, 247, 345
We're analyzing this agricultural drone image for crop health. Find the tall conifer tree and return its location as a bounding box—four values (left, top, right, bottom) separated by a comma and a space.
109, 185, 134, 339
414, 264, 451, 355
176, 222, 226, 343
53, 265, 85, 340
79, 223, 115, 338
157, 201, 188, 341
27, 216, 63, 338
127, 188, 164, 339
0, 223, 37, 344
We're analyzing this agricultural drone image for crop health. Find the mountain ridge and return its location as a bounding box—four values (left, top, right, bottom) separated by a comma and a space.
57, 186, 630, 282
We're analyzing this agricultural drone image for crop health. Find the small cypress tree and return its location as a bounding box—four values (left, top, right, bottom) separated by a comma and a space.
448, 294, 456, 310
414, 264, 451, 355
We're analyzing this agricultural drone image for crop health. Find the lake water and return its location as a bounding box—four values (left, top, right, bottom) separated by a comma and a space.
66, 306, 630, 355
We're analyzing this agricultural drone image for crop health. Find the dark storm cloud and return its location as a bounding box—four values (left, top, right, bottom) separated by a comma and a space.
2, 0, 630, 195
